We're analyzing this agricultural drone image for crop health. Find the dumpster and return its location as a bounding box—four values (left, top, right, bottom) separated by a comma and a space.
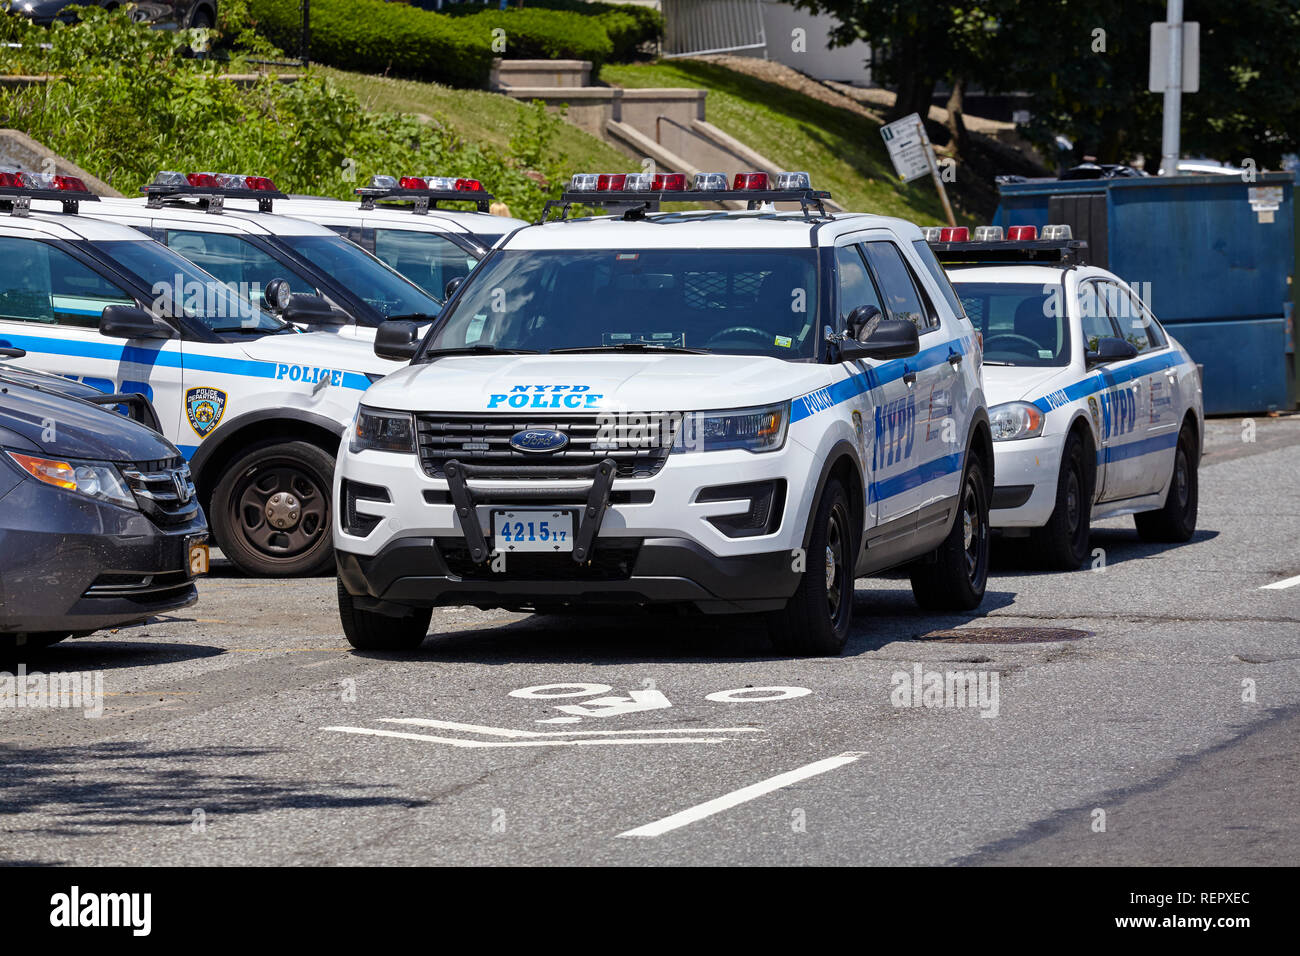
994, 172, 1297, 415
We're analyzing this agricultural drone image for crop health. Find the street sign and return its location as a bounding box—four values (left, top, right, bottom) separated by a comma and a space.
880, 113, 933, 183
1149, 20, 1199, 93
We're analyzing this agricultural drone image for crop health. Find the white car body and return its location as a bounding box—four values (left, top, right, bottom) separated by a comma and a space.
334, 205, 994, 648
0, 204, 401, 576
949, 263, 1203, 531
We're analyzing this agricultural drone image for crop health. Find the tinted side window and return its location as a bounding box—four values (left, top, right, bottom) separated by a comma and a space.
834, 244, 885, 323
1102, 281, 1161, 352
912, 239, 966, 321
0, 237, 134, 328
1079, 282, 1120, 351
862, 241, 932, 331
374, 229, 478, 302
164, 230, 316, 296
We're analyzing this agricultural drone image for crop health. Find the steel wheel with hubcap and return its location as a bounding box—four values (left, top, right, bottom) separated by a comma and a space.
910, 455, 990, 611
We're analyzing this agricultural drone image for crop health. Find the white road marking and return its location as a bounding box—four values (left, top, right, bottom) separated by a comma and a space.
1259, 573, 1300, 590
323, 726, 738, 748
704, 686, 811, 703
509, 683, 612, 699
382, 718, 762, 738
555, 689, 672, 718
617, 751, 867, 838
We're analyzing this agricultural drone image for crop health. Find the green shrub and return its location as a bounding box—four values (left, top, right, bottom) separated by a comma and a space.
443, 2, 662, 62
248, 0, 495, 88
0, 7, 569, 219
460, 9, 613, 69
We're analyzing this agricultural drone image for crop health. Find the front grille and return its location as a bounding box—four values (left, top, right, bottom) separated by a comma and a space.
83, 570, 193, 604
415, 414, 671, 479
120, 457, 200, 527
437, 538, 642, 581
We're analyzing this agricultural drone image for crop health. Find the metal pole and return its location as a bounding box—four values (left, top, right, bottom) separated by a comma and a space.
1160, 0, 1183, 176
301, 0, 311, 68
919, 120, 956, 227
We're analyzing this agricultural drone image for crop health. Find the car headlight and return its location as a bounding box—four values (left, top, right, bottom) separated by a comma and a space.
989, 402, 1045, 442
5, 451, 137, 508
675, 402, 789, 453
350, 407, 416, 454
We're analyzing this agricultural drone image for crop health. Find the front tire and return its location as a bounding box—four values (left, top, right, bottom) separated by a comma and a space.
910, 455, 990, 610
210, 440, 336, 577
1135, 424, 1198, 542
1029, 431, 1092, 570
766, 478, 855, 656
337, 579, 432, 651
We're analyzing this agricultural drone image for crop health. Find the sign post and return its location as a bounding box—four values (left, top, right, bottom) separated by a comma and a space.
880, 112, 955, 227
1149, 1, 1200, 175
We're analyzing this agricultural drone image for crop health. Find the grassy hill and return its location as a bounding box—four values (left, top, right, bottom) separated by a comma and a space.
602, 60, 963, 225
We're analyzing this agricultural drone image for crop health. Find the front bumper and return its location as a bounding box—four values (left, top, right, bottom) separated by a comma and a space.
337, 535, 800, 614
0, 479, 205, 635
990, 433, 1065, 528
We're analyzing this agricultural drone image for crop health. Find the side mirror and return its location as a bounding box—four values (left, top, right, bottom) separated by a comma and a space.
283, 294, 347, 327
100, 305, 172, 340
1085, 336, 1139, 366
840, 318, 919, 361
375, 320, 420, 361
846, 304, 883, 342
444, 276, 465, 300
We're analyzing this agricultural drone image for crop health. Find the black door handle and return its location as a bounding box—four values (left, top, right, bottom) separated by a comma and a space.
948, 351, 962, 367
902, 368, 917, 386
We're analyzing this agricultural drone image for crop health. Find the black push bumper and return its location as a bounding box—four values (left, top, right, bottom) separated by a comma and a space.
337, 535, 801, 615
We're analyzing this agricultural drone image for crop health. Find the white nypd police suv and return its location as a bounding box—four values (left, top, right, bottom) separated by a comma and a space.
0, 172, 398, 578
932, 225, 1203, 569
333, 172, 994, 656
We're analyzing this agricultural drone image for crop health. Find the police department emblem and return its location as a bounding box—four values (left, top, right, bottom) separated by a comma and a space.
186, 387, 227, 438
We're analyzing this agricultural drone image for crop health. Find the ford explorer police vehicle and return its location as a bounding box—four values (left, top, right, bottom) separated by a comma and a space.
281, 176, 530, 303
69, 172, 444, 340
932, 225, 1203, 569
0, 172, 398, 578
333, 172, 994, 656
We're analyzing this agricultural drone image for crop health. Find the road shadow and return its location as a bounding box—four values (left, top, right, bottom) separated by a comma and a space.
3, 640, 225, 672
991, 527, 1219, 574
0, 740, 426, 851
351, 586, 1020, 665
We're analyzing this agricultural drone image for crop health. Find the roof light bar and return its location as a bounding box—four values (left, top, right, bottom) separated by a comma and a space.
355, 174, 495, 213
543, 170, 831, 223
0, 167, 99, 215
927, 221, 1088, 265
143, 170, 288, 212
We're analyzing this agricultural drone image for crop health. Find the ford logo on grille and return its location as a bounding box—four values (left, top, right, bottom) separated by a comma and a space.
509, 429, 569, 454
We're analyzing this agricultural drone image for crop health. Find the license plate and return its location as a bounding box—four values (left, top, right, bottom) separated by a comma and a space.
187, 536, 210, 576
491, 509, 575, 553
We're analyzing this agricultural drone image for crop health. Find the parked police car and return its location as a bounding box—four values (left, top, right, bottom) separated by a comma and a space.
72, 172, 444, 339
1, 353, 207, 655
0, 172, 397, 577
282, 176, 529, 303
333, 173, 993, 656
931, 225, 1203, 569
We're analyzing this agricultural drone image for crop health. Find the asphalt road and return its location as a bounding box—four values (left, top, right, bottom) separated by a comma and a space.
2, 416, 1297, 866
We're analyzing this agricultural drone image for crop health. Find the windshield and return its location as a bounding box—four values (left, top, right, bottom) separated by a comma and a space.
277, 234, 442, 321
372, 228, 480, 303
953, 280, 1070, 367
426, 249, 821, 358
87, 240, 286, 333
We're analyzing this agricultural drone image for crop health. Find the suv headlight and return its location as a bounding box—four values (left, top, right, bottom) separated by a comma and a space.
989, 402, 1045, 442
350, 407, 416, 454
5, 451, 137, 508
675, 402, 789, 453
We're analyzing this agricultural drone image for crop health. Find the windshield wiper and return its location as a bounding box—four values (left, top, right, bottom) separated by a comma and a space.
427, 345, 540, 356
385, 313, 439, 323
550, 343, 708, 355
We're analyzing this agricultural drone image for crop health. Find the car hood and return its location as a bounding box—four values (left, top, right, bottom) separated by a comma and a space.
238, 329, 405, 378
363, 354, 833, 413
0, 381, 180, 462
982, 364, 1076, 406
0, 363, 108, 402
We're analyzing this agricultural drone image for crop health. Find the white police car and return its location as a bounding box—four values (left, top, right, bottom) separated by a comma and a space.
0, 171, 398, 577
333, 172, 994, 656
280, 176, 530, 303
67, 172, 444, 339
933, 225, 1203, 569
